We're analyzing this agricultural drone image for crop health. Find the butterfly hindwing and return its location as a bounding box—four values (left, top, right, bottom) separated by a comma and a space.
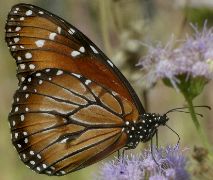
9, 68, 133, 175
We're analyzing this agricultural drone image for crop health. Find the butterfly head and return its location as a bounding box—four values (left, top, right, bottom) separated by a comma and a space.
140, 113, 169, 126
124, 113, 169, 149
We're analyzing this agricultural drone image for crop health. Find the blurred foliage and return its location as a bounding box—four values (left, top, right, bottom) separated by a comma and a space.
191, 146, 213, 180
0, 0, 213, 180
186, 7, 213, 27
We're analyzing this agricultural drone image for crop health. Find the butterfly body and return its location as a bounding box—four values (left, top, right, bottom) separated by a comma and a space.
5, 3, 168, 176
124, 113, 168, 149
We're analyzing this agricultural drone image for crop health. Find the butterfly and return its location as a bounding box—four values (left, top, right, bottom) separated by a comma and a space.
5, 3, 169, 176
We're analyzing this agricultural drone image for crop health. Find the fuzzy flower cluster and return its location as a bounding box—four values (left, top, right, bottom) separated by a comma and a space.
138, 22, 213, 87
95, 146, 189, 180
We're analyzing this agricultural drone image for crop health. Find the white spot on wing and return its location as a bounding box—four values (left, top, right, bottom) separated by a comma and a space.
71, 50, 80, 57
15, 107, 19, 112
14, 38, 20, 43
30, 151, 34, 155
15, 132, 18, 138
22, 154, 26, 159
20, 17, 25, 21
21, 77, 25, 82
26, 10, 33, 16
29, 64, 35, 69
36, 73, 41, 77
17, 56, 22, 61
57, 26, 61, 34
24, 138, 28, 143
85, 79, 91, 85
90, 45, 98, 54
15, 27, 21, 31
17, 144, 21, 148
56, 70, 63, 75
20, 64, 25, 70
21, 115, 25, 121
107, 60, 114, 67
30, 161, 35, 165
39, 11, 44, 14
72, 73, 81, 78
25, 52, 32, 59
23, 86, 27, 90
35, 40, 45, 47
37, 154, 41, 159
60, 137, 69, 143
68, 28, 75, 34
50, 166, 55, 170
79, 46, 85, 53
49, 32, 57, 40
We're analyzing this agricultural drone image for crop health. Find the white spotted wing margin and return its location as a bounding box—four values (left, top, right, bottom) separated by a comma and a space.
5, 3, 145, 114
5, 3, 113, 83
8, 68, 133, 175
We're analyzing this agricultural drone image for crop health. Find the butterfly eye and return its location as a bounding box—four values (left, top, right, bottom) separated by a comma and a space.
6, 3, 146, 176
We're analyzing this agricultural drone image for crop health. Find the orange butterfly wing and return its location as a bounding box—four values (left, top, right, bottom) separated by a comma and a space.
6, 3, 145, 176
9, 68, 134, 175
5, 3, 144, 116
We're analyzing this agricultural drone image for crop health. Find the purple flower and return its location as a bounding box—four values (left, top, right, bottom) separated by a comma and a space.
138, 22, 213, 87
149, 174, 168, 180
95, 146, 189, 180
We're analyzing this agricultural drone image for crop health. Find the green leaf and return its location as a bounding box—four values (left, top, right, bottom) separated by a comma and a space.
163, 74, 208, 101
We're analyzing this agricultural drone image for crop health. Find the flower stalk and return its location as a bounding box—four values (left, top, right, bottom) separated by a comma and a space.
185, 97, 209, 149
138, 22, 213, 156
163, 74, 212, 154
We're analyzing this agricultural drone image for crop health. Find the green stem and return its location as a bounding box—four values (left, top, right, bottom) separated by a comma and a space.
185, 96, 213, 158
98, 0, 112, 56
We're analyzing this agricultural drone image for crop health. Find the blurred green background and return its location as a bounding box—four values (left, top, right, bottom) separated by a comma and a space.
0, 0, 213, 179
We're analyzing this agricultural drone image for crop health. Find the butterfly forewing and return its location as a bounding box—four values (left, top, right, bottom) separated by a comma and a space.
5, 3, 144, 115
6, 3, 145, 176
9, 68, 132, 175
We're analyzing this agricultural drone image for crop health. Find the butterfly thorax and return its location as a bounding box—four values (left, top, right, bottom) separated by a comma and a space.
124, 113, 169, 149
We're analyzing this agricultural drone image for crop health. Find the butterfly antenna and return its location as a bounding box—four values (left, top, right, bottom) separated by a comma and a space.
167, 109, 204, 117
165, 105, 211, 116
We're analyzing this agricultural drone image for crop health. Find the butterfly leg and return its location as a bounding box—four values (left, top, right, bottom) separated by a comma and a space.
151, 137, 160, 166
155, 130, 160, 154
117, 150, 120, 159
155, 129, 159, 149
120, 148, 128, 163
165, 124, 180, 149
